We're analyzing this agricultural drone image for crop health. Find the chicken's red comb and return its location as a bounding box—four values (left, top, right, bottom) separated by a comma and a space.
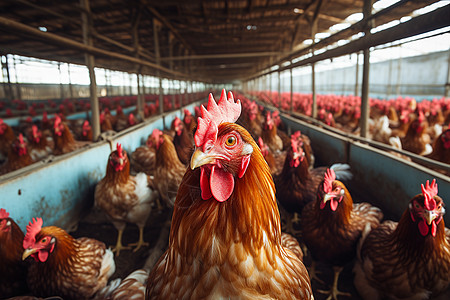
0, 208, 9, 219
292, 131, 302, 140
272, 110, 280, 118
421, 179, 438, 211
54, 115, 61, 128
19, 133, 25, 144
194, 89, 241, 150
116, 143, 125, 159
151, 128, 162, 141
32, 125, 38, 136
174, 117, 182, 126
184, 109, 192, 116
83, 120, 90, 129
323, 168, 336, 194
23, 217, 43, 249
258, 137, 265, 149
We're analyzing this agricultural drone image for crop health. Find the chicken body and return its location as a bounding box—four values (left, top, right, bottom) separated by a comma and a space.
301, 171, 383, 299
52, 116, 86, 155
0, 134, 34, 175
146, 90, 312, 299
96, 269, 148, 300
95, 145, 158, 255
152, 132, 186, 208
0, 119, 16, 161
354, 181, 450, 300
171, 117, 194, 165
0, 209, 28, 297
23, 219, 115, 299
28, 125, 53, 161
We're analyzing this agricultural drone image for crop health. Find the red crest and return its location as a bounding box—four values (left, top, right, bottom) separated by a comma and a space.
194, 89, 241, 151
421, 179, 438, 211
323, 169, 336, 194
0, 208, 9, 219
23, 217, 43, 249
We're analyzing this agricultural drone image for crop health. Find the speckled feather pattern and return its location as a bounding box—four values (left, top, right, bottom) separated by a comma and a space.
354, 218, 450, 299
26, 228, 115, 299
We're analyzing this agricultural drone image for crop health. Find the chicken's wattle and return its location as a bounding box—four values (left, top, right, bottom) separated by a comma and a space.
200, 165, 234, 202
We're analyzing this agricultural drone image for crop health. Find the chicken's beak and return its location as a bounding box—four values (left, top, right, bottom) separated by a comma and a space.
190, 148, 215, 170
22, 248, 37, 260
323, 193, 333, 203
424, 210, 437, 225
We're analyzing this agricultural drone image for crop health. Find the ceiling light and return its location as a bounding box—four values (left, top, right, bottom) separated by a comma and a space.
38, 26, 47, 32
294, 8, 304, 14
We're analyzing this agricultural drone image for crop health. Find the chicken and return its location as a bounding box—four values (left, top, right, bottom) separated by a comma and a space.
261, 110, 283, 153
130, 135, 156, 176
0, 208, 28, 297
258, 137, 285, 176
0, 133, 34, 175
22, 217, 115, 299
171, 116, 194, 165
183, 108, 197, 134
0, 118, 16, 161
150, 129, 186, 208
354, 179, 450, 299
52, 115, 87, 155
95, 269, 148, 300
28, 125, 53, 161
399, 111, 432, 155
146, 90, 313, 299
301, 169, 383, 300
275, 133, 350, 232
80, 120, 93, 141
427, 128, 450, 166
100, 111, 114, 132
95, 143, 158, 256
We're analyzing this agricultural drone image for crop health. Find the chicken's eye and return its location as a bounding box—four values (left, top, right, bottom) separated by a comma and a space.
41, 238, 47, 243
225, 136, 236, 146
414, 202, 420, 209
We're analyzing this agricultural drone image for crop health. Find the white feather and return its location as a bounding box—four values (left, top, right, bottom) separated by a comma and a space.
330, 163, 352, 181
389, 136, 402, 150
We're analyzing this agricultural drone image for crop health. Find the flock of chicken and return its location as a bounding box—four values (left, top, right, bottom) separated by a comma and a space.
0, 89, 449, 300
0, 92, 208, 176
253, 91, 450, 176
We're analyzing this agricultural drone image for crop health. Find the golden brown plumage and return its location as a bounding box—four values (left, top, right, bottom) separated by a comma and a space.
52, 116, 87, 155
22, 218, 115, 300
171, 117, 194, 165
0, 134, 34, 175
95, 144, 157, 255
354, 180, 450, 299
146, 90, 312, 299
426, 129, 450, 176
151, 130, 186, 208
0, 208, 28, 297
400, 111, 432, 155
130, 140, 156, 176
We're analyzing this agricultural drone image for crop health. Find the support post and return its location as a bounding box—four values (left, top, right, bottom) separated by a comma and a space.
12, 55, 21, 100
355, 52, 360, 96
153, 19, 164, 126
360, 0, 373, 138
58, 62, 64, 100
290, 63, 293, 113
278, 68, 281, 109
67, 63, 74, 99
80, 0, 100, 141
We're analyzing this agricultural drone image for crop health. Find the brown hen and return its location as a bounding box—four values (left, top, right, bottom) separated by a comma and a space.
22, 218, 115, 300
354, 179, 450, 299
146, 90, 312, 299
0, 208, 28, 297
301, 169, 383, 300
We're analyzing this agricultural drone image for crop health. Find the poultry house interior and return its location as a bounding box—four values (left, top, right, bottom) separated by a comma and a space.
0, 0, 450, 299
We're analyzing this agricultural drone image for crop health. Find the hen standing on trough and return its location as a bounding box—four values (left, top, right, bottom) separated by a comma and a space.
95, 144, 158, 256
301, 169, 383, 300
0, 208, 28, 297
146, 90, 313, 299
22, 217, 115, 299
354, 179, 450, 299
